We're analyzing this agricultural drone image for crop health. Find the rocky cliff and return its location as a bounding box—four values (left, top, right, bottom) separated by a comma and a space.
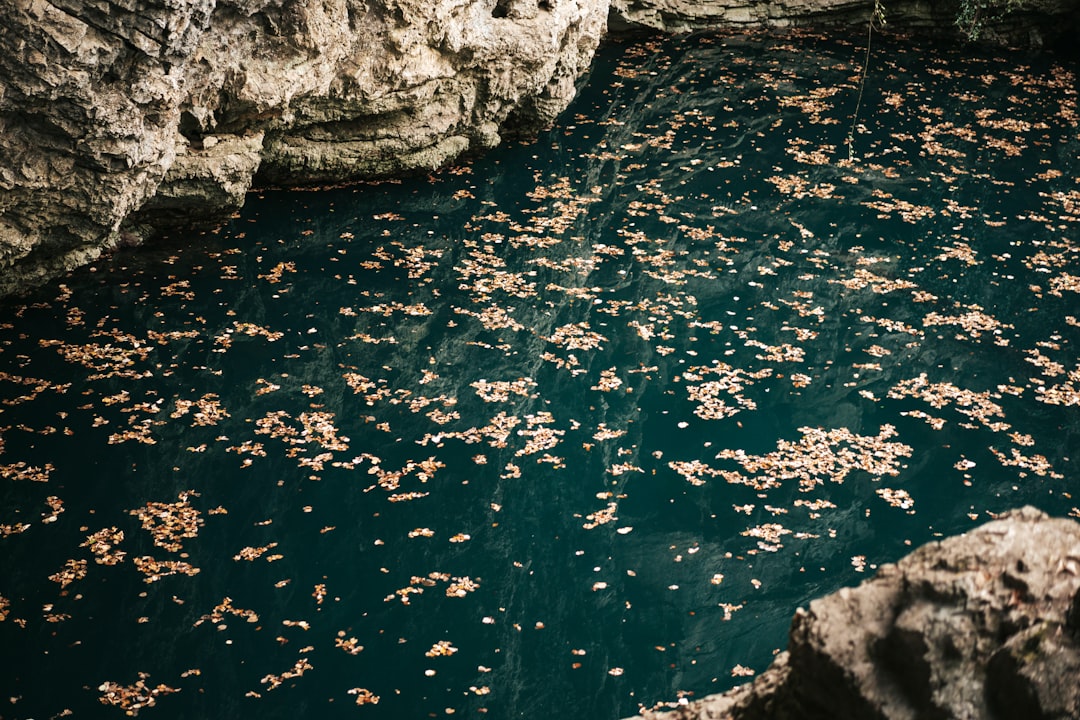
0, 0, 606, 294
607, 0, 1077, 43
1, 0, 1078, 295
629, 507, 1080, 720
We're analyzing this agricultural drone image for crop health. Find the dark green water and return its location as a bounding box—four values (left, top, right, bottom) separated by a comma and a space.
2, 30, 1080, 719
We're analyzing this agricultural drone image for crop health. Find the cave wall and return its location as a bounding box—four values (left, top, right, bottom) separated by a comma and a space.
0, 0, 606, 294
608, 0, 1079, 43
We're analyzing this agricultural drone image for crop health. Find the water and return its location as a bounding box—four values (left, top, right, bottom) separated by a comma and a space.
2, 30, 1079, 719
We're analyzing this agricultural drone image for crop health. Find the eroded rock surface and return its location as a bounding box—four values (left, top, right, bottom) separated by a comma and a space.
607, 0, 1078, 42
0, 0, 606, 293
630, 506, 1080, 720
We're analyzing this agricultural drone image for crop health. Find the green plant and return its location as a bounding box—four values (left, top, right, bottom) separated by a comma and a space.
956, 0, 1025, 41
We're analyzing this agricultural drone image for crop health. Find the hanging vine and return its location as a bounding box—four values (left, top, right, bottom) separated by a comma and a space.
847, 0, 887, 162
956, 0, 1025, 41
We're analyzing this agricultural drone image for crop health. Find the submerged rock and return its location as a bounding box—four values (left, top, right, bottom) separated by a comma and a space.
630, 506, 1080, 720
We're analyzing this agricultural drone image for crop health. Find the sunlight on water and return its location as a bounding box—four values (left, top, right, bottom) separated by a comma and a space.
1, 30, 1079, 719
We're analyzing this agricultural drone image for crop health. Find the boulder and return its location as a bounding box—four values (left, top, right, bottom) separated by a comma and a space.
630, 507, 1080, 720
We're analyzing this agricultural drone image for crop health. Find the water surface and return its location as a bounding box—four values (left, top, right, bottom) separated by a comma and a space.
2, 30, 1079, 719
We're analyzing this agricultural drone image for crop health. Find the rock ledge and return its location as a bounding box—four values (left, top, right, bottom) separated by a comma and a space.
631, 507, 1080, 720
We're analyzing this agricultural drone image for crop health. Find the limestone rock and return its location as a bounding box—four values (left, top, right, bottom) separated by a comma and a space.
134, 132, 266, 229
0, 0, 606, 294
630, 507, 1080, 720
0, 0, 213, 295
608, 0, 1079, 41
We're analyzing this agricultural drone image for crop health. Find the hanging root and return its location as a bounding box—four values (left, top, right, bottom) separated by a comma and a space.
847, 0, 887, 162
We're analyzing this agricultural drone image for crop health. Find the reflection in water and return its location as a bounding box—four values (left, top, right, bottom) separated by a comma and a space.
1, 30, 1079, 720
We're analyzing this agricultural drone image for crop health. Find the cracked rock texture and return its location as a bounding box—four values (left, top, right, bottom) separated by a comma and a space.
1, 0, 1077, 294
629, 506, 1080, 720
607, 0, 1078, 41
0, 0, 606, 294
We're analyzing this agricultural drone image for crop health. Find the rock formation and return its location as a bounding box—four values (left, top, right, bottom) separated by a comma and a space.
607, 0, 1076, 44
1, 0, 1077, 295
629, 506, 1080, 720
0, 0, 606, 294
